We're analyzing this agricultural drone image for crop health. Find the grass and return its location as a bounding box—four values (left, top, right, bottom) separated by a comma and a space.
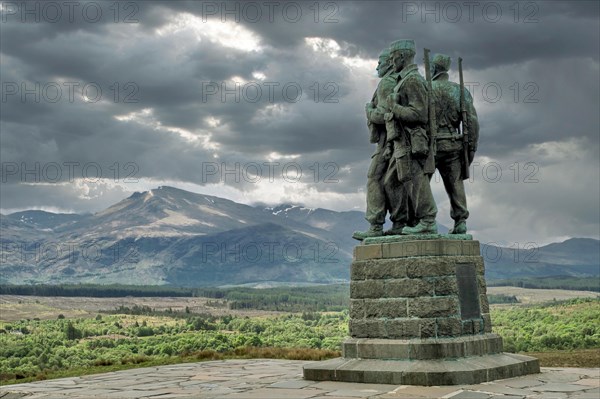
0, 347, 341, 386
0, 302, 89, 322
526, 349, 600, 368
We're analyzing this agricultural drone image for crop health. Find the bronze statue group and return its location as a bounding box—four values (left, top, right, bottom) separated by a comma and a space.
353, 39, 479, 240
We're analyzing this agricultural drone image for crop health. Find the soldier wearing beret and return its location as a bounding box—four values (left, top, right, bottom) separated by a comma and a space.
353, 48, 411, 240
385, 39, 437, 235
430, 54, 479, 234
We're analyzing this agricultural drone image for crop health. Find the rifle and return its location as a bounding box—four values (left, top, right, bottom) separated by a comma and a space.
458, 57, 470, 179
383, 81, 411, 185
423, 49, 436, 174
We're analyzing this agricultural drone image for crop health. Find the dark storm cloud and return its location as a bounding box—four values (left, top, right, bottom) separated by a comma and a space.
0, 0, 598, 242
164, 1, 600, 68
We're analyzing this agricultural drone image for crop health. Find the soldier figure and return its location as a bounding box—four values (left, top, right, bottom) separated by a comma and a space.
430, 54, 479, 234
353, 48, 410, 240
385, 39, 437, 235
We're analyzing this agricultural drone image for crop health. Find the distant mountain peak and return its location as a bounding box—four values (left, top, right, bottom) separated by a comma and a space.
127, 186, 185, 198
3, 210, 86, 231
2, 184, 599, 286
128, 191, 145, 199
154, 185, 182, 193
562, 237, 599, 244
540, 237, 600, 253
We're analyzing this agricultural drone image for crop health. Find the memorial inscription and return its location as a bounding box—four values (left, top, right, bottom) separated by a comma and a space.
455, 262, 481, 320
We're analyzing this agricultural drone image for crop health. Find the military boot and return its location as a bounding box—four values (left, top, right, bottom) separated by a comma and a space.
352, 224, 384, 241
401, 220, 437, 235
384, 222, 405, 236
449, 221, 467, 234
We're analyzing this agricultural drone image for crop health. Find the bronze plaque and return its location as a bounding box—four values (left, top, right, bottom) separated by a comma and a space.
455, 262, 481, 320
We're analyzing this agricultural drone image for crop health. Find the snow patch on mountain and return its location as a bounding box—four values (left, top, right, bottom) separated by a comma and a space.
197, 205, 231, 218
151, 210, 209, 227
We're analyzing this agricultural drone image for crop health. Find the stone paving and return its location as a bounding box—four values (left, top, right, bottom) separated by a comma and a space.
0, 360, 598, 399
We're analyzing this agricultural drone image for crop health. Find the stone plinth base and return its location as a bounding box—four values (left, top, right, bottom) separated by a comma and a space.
342, 334, 503, 360
302, 352, 540, 386
303, 236, 540, 385
304, 333, 539, 385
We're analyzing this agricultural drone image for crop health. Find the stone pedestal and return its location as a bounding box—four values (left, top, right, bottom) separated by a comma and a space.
303, 235, 539, 386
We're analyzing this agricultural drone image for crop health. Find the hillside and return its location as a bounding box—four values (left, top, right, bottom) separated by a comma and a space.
1, 186, 598, 286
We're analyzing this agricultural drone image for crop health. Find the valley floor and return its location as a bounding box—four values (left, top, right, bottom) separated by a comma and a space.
0, 294, 284, 322
485, 287, 598, 305
1, 287, 598, 322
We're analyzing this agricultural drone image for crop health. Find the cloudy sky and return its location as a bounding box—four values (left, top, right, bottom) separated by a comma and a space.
1, 0, 598, 245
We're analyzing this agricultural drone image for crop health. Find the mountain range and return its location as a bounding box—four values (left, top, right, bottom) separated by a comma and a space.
1, 186, 598, 286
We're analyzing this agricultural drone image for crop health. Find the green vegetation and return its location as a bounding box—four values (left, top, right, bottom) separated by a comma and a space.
1, 290, 599, 385
196, 285, 349, 311
487, 294, 520, 304
2, 298, 600, 384
488, 276, 600, 292
0, 311, 347, 383
492, 298, 600, 353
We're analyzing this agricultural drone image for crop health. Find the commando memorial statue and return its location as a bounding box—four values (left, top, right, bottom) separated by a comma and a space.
305, 39, 540, 386
352, 47, 410, 240
430, 53, 479, 234
353, 39, 437, 240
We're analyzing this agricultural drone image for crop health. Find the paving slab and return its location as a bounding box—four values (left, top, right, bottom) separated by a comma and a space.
538, 372, 586, 383
268, 380, 315, 389
569, 394, 600, 399
574, 378, 600, 387
446, 391, 492, 399
386, 385, 461, 398
0, 360, 598, 398
219, 387, 328, 398
546, 368, 600, 379
525, 394, 568, 399
504, 377, 546, 389
465, 382, 532, 396
326, 389, 389, 398
0, 394, 28, 399
531, 382, 591, 392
